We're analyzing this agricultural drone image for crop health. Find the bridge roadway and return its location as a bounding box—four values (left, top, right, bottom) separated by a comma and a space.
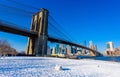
0, 22, 103, 56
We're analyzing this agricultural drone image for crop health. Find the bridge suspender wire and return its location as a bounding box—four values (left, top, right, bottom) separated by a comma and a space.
49, 15, 76, 42
0, 19, 30, 31
0, 10, 32, 17
48, 25, 64, 39
5, 0, 40, 11
49, 15, 77, 42
48, 21, 73, 42
48, 22, 72, 41
48, 20, 72, 41
48, 17, 72, 41
48, 29, 65, 42
0, 3, 34, 14
0, 18, 30, 30
48, 22, 71, 41
0, 19, 30, 32
48, 26, 69, 41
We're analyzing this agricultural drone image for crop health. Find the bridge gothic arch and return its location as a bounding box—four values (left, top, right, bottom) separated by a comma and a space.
26, 8, 49, 56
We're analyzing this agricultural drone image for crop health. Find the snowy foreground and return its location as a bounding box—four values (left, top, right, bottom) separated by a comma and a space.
0, 57, 120, 77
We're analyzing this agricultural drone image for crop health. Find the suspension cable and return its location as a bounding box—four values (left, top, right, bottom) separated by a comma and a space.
5, 0, 40, 11
0, 3, 34, 14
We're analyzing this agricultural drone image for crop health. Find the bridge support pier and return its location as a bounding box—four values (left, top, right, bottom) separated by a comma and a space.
26, 38, 34, 55
26, 8, 49, 56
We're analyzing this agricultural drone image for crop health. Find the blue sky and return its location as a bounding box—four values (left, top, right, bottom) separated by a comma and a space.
0, 0, 120, 52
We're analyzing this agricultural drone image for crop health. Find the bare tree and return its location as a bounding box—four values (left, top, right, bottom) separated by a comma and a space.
0, 39, 17, 56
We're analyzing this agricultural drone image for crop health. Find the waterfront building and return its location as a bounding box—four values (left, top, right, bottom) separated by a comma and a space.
47, 46, 51, 55
71, 46, 77, 55
67, 45, 72, 55
89, 41, 93, 46
60, 44, 64, 49
106, 42, 114, 51
55, 44, 59, 54
89, 41, 97, 50
59, 44, 66, 54
77, 47, 81, 52
52, 47, 56, 55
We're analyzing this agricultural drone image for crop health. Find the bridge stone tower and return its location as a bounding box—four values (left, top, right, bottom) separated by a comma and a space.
26, 8, 49, 56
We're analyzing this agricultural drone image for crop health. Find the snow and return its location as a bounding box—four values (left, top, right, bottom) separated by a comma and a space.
54, 65, 62, 71
0, 57, 120, 77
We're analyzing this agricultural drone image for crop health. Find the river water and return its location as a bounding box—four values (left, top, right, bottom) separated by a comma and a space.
77, 56, 120, 62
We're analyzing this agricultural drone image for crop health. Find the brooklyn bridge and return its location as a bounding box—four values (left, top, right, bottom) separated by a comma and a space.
0, 7, 103, 56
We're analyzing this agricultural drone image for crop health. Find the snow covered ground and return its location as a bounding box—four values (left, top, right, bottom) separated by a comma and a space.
0, 57, 120, 77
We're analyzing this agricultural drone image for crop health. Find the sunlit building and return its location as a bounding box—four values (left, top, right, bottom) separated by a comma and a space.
71, 46, 77, 55
55, 44, 59, 54
67, 45, 72, 55
106, 42, 114, 51
52, 47, 56, 55
47, 46, 51, 55
59, 44, 66, 54
89, 41, 97, 50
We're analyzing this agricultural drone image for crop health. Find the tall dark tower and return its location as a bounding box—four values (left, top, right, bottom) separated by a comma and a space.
26, 8, 49, 56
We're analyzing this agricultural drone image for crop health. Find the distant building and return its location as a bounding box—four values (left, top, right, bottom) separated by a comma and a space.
55, 44, 66, 57
52, 47, 56, 55
117, 46, 120, 50
89, 41, 93, 46
92, 45, 97, 50
102, 51, 107, 56
47, 46, 51, 55
67, 45, 72, 55
106, 42, 114, 51
55, 44, 59, 54
89, 41, 97, 50
87, 40, 97, 56
77, 47, 81, 52
60, 44, 64, 49
71, 46, 77, 55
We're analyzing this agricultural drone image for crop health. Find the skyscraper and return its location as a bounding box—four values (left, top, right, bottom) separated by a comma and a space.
71, 46, 77, 55
55, 44, 59, 54
89, 41, 97, 50
59, 44, 66, 54
52, 47, 56, 55
67, 45, 72, 55
89, 41, 93, 46
106, 42, 114, 51
47, 46, 51, 55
